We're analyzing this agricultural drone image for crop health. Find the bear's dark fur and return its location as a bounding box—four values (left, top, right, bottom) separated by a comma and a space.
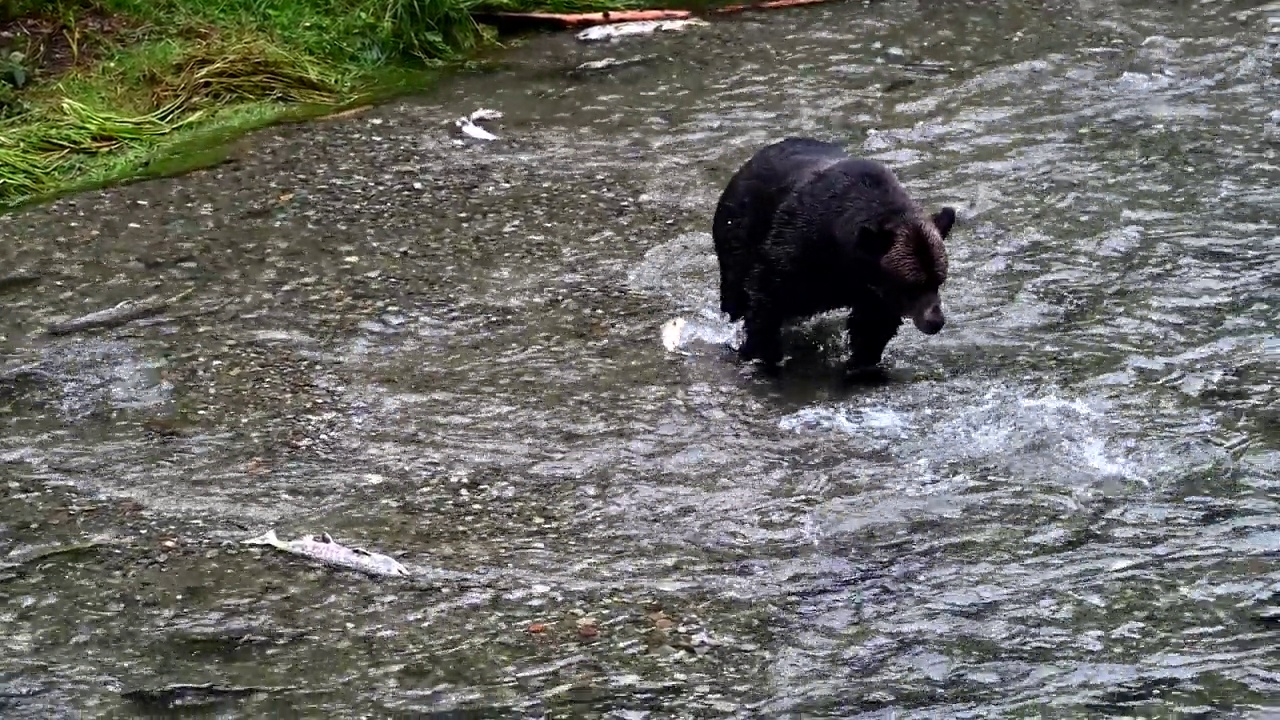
711, 137, 956, 373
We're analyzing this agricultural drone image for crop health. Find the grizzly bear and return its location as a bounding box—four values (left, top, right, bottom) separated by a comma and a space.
711, 137, 956, 374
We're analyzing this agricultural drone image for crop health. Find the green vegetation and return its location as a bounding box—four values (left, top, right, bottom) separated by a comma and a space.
0, 0, 640, 210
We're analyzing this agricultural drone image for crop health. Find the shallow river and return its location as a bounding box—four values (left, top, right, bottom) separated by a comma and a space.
2, 0, 1279, 716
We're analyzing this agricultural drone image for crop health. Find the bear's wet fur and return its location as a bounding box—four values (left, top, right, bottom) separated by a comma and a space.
711, 137, 956, 374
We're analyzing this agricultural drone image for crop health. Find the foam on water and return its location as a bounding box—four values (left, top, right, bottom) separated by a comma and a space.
775, 384, 1228, 490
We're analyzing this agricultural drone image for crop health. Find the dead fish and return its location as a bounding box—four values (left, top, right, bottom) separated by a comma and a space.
241, 530, 411, 578
456, 119, 499, 141
569, 55, 659, 77
661, 317, 688, 354
468, 108, 503, 123
576, 18, 709, 43
455, 107, 503, 141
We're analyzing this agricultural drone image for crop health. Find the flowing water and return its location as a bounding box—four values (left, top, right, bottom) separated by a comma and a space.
2, 0, 1278, 716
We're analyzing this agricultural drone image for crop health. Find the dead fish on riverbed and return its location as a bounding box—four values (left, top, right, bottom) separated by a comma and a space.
241, 530, 411, 578
661, 317, 688, 354
569, 55, 659, 77
575, 18, 709, 42
455, 107, 503, 141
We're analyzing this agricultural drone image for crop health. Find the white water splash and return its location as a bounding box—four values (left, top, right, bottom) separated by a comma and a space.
777, 388, 1183, 487
660, 315, 741, 355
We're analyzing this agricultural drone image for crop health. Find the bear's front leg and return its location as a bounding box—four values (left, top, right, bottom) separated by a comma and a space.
845, 309, 902, 373
740, 269, 785, 371
718, 260, 746, 320
740, 311, 784, 370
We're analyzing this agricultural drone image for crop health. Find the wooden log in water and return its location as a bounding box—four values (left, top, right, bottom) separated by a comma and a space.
475, 9, 692, 30
0, 362, 53, 385
0, 272, 41, 294
476, 0, 839, 31
46, 288, 194, 336
706, 0, 834, 13
711, 0, 838, 14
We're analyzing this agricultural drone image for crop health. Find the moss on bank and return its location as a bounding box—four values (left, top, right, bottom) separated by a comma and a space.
0, 0, 640, 211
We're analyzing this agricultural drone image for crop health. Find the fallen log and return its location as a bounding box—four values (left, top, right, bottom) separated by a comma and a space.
46, 288, 194, 336
0, 271, 41, 294
476, 0, 839, 30
475, 9, 692, 30
711, 0, 837, 13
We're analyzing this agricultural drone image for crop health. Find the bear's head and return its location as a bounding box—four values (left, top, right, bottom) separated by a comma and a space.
852, 206, 956, 335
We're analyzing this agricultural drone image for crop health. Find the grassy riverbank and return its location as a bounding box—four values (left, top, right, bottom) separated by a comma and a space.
0, 0, 639, 211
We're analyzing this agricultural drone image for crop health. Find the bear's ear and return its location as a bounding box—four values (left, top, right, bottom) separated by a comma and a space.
932, 207, 957, 238
852, 225, 896, 258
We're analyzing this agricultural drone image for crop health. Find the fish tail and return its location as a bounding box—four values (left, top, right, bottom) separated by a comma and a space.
241, 529, 282, 547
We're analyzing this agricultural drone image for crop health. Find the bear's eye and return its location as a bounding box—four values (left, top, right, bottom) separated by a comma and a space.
888, 271, 929, 289
899, 277, 939, 299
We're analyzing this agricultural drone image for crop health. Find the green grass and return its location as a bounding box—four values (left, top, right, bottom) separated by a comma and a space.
0, 0, 642, 211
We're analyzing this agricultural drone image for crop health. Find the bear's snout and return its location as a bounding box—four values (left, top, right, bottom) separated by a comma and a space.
912, 302, 946, 335
915, 315, 945, 335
